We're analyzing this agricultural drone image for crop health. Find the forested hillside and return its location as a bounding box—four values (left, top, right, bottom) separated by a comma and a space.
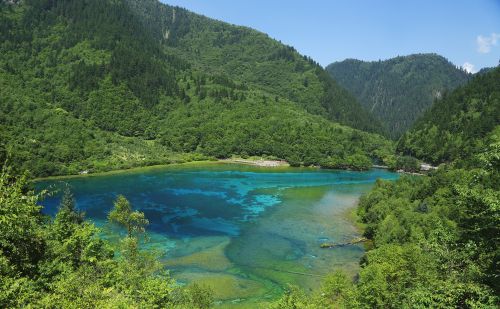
326, 54, 470, 138
398, 67, 500, 164
272, 63, 499, 309
0, 0, 390, 177
1, 1, 498, 308
126, 0, 384, 134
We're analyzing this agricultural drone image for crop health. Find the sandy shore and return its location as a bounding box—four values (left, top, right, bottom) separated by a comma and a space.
219, 158, 289, 167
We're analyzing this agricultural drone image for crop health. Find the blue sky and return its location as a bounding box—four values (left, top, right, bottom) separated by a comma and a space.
161, 0, 500, 72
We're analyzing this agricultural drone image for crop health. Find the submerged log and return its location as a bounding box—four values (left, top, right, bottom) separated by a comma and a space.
320, 237, 368, 248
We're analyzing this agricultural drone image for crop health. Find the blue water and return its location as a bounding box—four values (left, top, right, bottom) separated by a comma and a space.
36, 163, 398, 305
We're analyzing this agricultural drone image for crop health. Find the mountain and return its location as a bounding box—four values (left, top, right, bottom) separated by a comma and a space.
350, 67, 500, 307
326, 54, 470, 138
476, 65, 498, 75
271, 63, 500, 309
126, 0, 384, 134
0, 0, 391, 177
398, 67, 500, 164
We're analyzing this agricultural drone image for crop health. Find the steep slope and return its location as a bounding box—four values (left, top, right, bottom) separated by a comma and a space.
326, 54, 470, 138
271, 59, 500, 309
347, 68, 500, 307
0, 0, 392, 177
398, 67, 500, 164
125, 0, 384, 134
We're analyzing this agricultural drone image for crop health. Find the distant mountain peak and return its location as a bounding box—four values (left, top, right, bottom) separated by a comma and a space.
326, 54, 470, 138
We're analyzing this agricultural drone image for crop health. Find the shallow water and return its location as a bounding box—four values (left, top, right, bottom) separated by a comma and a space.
37, 163, 398, 306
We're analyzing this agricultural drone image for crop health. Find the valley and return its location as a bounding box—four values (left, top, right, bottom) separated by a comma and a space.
0, 0, 498, 308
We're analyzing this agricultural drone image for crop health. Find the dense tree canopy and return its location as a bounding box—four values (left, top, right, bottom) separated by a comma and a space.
271, 118, 500, 309
272, 62, 500, 309
398, 67, 500, 164
1, 1, 498, 308
0, 0, 392, 178
327, 54, 470, 138
126, 0, 384, 134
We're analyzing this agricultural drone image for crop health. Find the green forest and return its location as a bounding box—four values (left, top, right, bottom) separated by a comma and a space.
0, 0, 499, 308
271, 67, 499, 308
0, 0, 391, 178
326, 54, 470, 138
273, 135, 500, 308
398, 68, 500, 164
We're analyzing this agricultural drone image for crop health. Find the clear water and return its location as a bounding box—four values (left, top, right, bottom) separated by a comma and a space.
36, 163, 398, 307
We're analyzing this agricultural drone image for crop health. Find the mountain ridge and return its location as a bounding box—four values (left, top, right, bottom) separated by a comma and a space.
326, 53, 470, 138
126, 0, 385, 134
0, 0, 392, 177
398, 67, 500, 164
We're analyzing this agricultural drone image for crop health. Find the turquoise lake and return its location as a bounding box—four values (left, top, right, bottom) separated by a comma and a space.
36, 163, 398, 306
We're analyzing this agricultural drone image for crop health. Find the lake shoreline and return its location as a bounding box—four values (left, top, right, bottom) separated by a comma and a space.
33, 159, 291, 182
33, 160, 218, 182
33, 158, 395, 182
219, 158, 290, 167
37, 163, 399, 306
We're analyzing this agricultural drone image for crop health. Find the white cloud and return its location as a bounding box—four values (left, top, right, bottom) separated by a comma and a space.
462, 62, 476, 73
477, 33, 500, 54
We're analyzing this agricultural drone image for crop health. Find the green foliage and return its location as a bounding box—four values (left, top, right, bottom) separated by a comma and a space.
272, 73, 500, 308
0, 167, 45, 278
157, 95, 392, 169
183, 283, 214, 309
269, 273, 357, 309
108, 195, 149, 238
398, 68, 500, 165
0, 165, 213, 308
327, 54, 470, 138
352, 136, 499, 307
52, 188, 84, 239
316, 271, 357, 308
389, 155, 420, 172
0, 0, 392, 178
353, 163, 499, 307
127, 0, 384, 134
268, 285, 312, 309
